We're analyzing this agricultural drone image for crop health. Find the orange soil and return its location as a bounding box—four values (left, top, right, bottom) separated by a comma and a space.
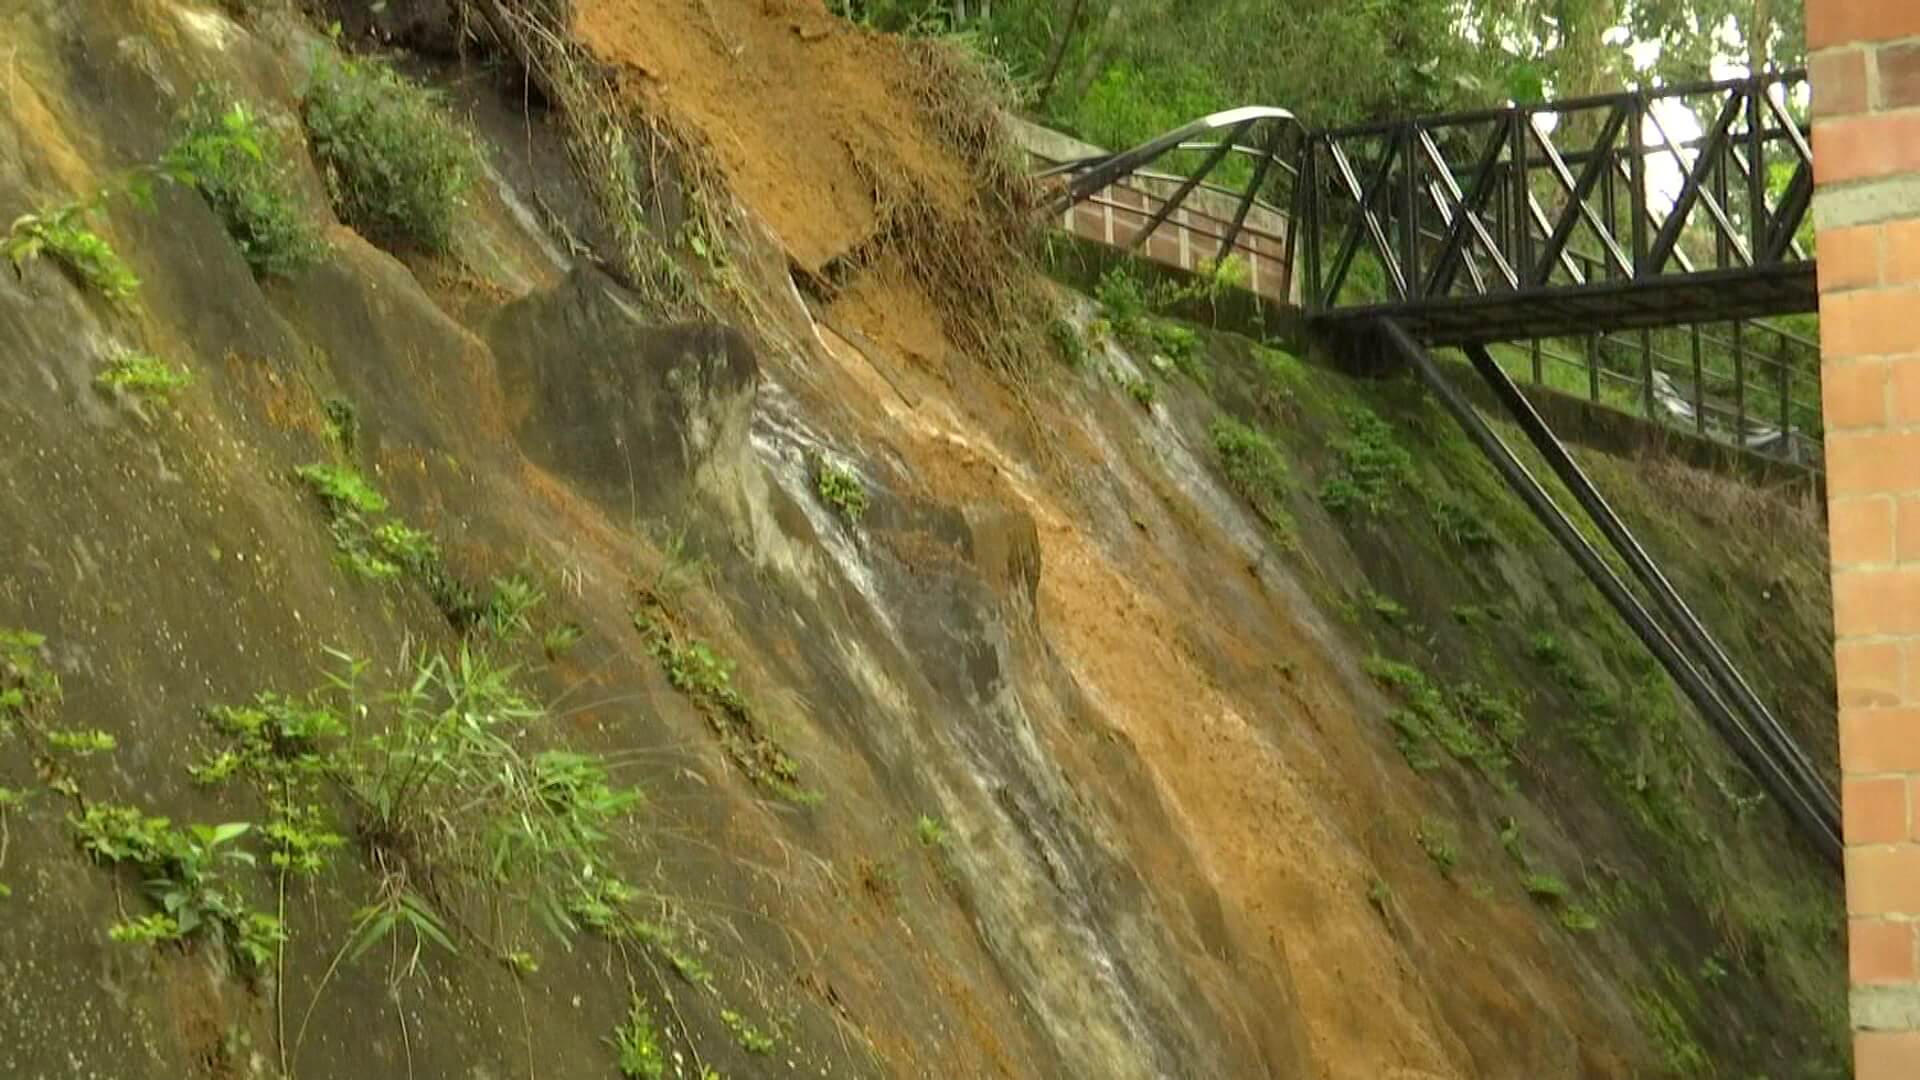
565, 1, 1637, 1072
574, 0, 976, 275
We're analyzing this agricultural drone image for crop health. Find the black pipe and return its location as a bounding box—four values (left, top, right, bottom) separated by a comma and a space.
1462, 343, 1841, 824
1373, 319, 1842, 868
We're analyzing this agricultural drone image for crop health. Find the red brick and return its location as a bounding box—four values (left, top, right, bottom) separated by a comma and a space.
1846, 708, 1920, 773
1901, 498, 1920, 564
1846, 844, 1920, 914
1888, 220, 1920, 286
1852, 918, 1919, 982
1822, 223, 1884, 290
1814, 112, 1920, 186
1836, 568, 1920, 634
1859, 1030, 1920, 1080
1825, 359, 1892, 430
1881, 41, 1920, 110
1826, 431, 1920, 496
1893, 359, 1920, 426
1833, 496, 1897, 564
1809, 1, 1920, 49
1822, 287, 1920, 359
1840, 640, 1907, 708
1813, 47, 1873, 118
1850, 776, 1913, 843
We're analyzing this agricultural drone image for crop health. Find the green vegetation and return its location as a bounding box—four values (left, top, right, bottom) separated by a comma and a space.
45, 728, 115, 756
70, 806, 283, 974
94, 350, 191, 401
1210, 415, 1292, 537
634, 606, 816, 805
814, 459, 870, 524
916, 814, 949, 849
302, 52, 480, 253
0, 628, 61, 727
1117, 369, 1156, 408
1362, 588, 1408, 626
1415, 818, 1458, 877
165, 85, 325, 276
611, 994, 666, 1079
544, 621, 586, 659
1363, 656, 1520, 782
1633, 964, 1712, 1076
1320, 403, 1413, 516
5, 197, 140, 299
721, 1009, 776, 1056
1049, 317, 1089, 368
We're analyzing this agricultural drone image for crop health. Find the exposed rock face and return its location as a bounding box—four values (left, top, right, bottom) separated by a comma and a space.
488, 267, 760, 514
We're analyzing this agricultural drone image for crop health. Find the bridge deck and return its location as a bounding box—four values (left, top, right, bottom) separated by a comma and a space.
1315, 263, 1818, 346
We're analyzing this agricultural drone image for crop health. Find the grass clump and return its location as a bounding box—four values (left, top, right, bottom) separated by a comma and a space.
1049, 317, 1088, 368
5, 197, 140, 299
1116, 370, 1156, 408
95, 350, 191, 401
166, 85, 325, 276
1320, 403, 1413, 516
301, 52, 479, 253
610, 993, 666, 1079
814, 459, 869, 524
721, 1009, 776, 1055
1210, 415, 1292, 537
1363, 656, 1520, 781
1415, 818, 1459, 877
634, 605, 816, 805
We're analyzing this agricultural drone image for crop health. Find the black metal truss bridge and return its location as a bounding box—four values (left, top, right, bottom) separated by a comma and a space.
1038, 71, 1841, 868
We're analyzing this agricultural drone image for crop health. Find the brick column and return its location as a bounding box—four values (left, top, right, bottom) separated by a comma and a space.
1810, 4, 1920, 1077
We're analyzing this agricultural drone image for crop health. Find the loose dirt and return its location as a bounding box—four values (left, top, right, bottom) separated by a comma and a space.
574, 0, 977, 276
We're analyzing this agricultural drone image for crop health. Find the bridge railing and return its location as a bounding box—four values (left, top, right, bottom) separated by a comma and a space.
1035, 107, 1312, 304
1026, 72, 1823, 468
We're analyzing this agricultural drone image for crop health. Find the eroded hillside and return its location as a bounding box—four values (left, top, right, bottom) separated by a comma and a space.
0, 2, 1842, 1078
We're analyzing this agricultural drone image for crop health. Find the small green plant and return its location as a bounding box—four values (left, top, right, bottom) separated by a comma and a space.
322, 397, 360, 453
343, 647, 642, 943
634, 608, 816, 805
915, 815, 949, 849
70, 806, 277, 971
482, 573, 544, 640
815, 460, 869, 524
1366, 877, 1392, 915
1428, 495, 1496, 548
165, 84, 325, 276
1363, 657, 1516, 780
45, 729, 115, 756
1362, 589, 1408, 626
610, 993, 666, 1079
1319, 403, 1413, 516
1, 629, 61, 730
1560, 905, 1601, 932
543, 622, 585, 659
1523, 873, 1570, 901
302, 52, 480, 253
4, 197, 140, 299
1210, 416, 1292, 537
1117, 370, 1156, 408
94, 350, 191, 401
721, 1009, 776, 1056
296, 463, 388, 518
1048, 317, 1088, 368
370, 521, 438, 570
1415, 818, 1458, 877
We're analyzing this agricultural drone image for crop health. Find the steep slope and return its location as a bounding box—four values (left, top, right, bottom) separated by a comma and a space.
0, 2, 1841, 1079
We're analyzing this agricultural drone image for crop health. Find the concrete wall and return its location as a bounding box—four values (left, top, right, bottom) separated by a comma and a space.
1808, 4, 1920, 1077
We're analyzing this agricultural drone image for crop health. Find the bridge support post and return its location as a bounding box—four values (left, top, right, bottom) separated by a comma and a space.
1809, 4, 1920, 1075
